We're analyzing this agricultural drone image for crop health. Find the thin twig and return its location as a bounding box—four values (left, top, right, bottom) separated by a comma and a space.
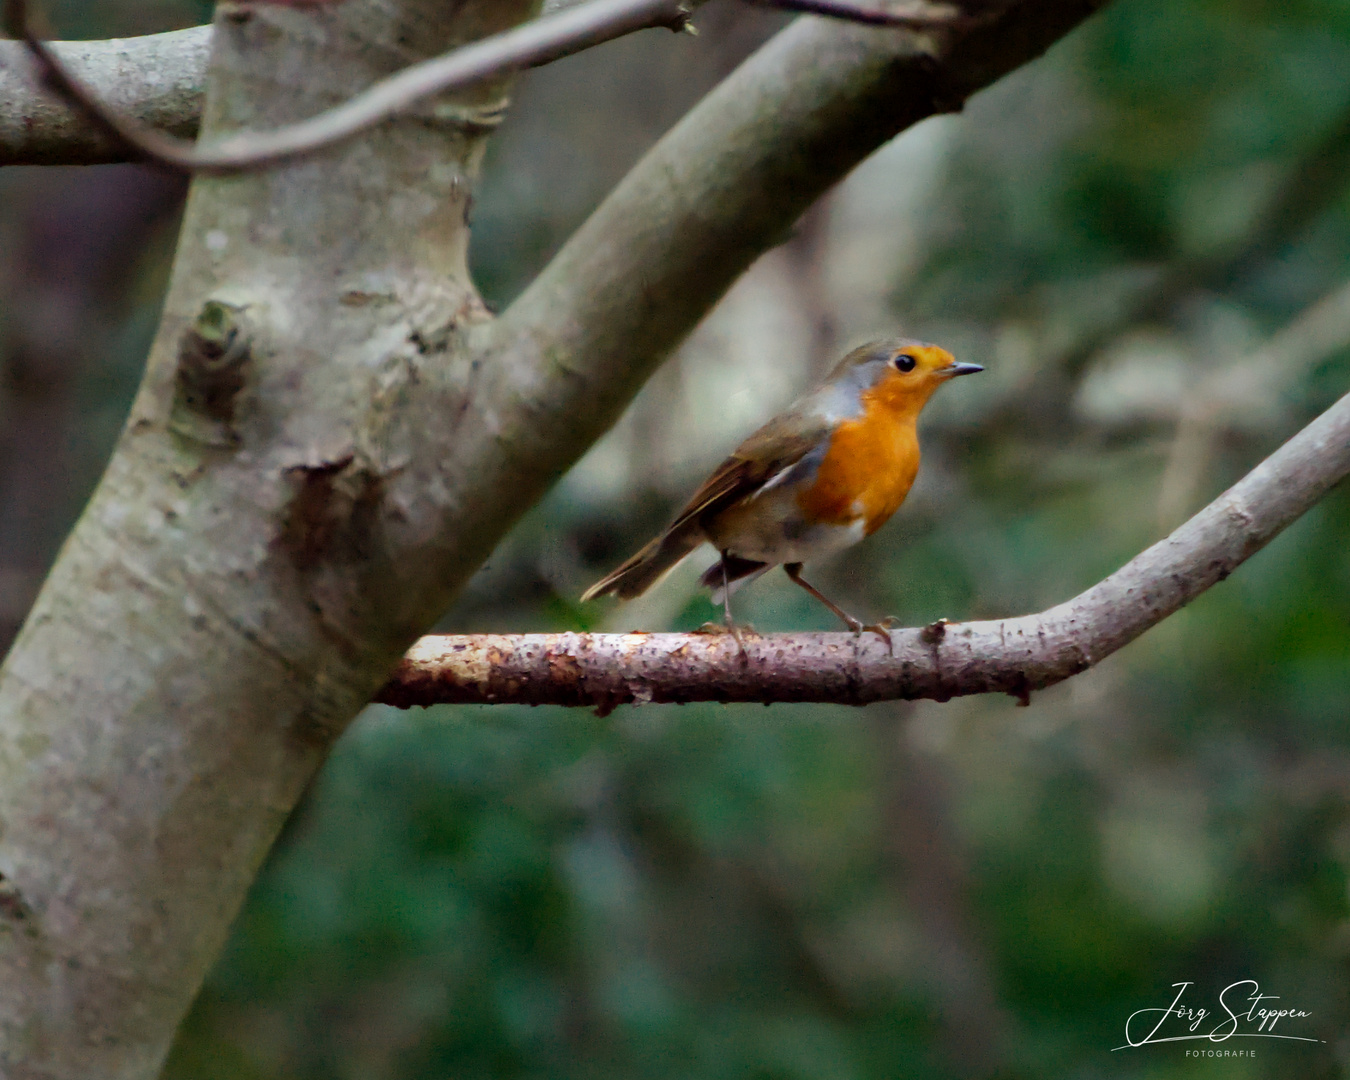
1, 0, 986, 175
376, 389, 1350, 710
2, 0, 702, 174
743, 0, 976, 29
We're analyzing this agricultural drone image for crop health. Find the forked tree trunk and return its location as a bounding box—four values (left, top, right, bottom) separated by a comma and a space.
0, 3, 534, 1074
0, 1, 1111, 1074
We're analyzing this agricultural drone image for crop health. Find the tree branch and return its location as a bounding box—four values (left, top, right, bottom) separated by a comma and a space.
1, 0, 707, 172
0, 2, 1118, 1072
0, 0, 973, 172
0, 25, 208, 166
0, 7, 638, 168
376, 390, 1350, 711
0, 0, 544, 1072
744, 0, 978, 28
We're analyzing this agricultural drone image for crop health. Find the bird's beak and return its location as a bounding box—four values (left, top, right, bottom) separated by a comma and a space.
942, 361, 984, 378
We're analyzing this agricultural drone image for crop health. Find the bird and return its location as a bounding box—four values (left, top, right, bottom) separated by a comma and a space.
581, 338, 982, 643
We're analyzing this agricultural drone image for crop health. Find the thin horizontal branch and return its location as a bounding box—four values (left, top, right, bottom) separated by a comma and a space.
744, 0, 976, 28
0, 25, 208, 166
1, 0, 703, 173
0, 5, 615, 167
0, 0, 1017, 171
376, 389, 1350, 711
1, 0, 976, 172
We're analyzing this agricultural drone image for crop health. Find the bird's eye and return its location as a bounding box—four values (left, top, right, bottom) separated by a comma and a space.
893, 353, 917, 373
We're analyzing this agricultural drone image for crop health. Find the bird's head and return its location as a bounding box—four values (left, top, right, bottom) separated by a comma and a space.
825, 338, 982, 417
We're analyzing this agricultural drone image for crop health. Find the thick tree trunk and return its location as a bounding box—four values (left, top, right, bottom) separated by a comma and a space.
0, 3, 535, 1075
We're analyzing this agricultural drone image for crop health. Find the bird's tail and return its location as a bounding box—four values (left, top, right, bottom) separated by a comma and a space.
581, 525, 703, 602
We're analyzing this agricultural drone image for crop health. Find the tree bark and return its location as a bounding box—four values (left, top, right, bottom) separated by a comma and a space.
0, 1, 1113, 1074
0, 2, 536, 1075
0, 28, 208, 166
0, 1, 675, 168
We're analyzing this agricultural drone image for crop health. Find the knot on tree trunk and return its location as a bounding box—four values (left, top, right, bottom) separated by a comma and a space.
170, 299, 253, 448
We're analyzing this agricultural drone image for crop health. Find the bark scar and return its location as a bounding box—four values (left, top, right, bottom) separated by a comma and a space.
0, 872, 38, 937
278, 454, 384, 571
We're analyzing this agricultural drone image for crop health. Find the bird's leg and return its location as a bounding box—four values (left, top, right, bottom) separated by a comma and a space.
721, 551, 734, 625
784, 563, 892, 648
783, 563, 862, 633
691, 548, 756, 658
721, 550, 748, 656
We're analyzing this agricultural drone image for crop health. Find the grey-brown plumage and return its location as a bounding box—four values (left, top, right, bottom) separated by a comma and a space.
581, 339, 981, 632
579, 363, 844, 603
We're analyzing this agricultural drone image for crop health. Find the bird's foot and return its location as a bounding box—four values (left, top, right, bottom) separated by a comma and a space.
695, 620, 757, 637
851, 615, 898, 651
695, 620, 755, 662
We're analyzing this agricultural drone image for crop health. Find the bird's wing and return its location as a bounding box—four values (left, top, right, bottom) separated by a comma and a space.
666, 409, 832, 534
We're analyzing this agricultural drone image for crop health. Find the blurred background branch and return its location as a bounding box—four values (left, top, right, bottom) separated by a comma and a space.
742, 0, 977, 28
1157, 274, 1350, 528
920, 99, 1350, 449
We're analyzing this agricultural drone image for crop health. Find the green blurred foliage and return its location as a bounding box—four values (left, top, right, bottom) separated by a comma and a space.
35, 0, 212, 36
4, 0, 1350, 1076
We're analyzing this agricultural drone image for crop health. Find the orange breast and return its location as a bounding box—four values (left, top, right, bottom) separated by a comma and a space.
796, 385, 922, 535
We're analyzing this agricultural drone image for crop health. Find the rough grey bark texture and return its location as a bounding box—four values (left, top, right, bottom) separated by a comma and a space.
377, 389, 1350, 710
6, 0, 703, 172
0, 2, 535, 1075
0, 1, 1113, 1075
0, 1, 662, 169
0, 28, 208, 165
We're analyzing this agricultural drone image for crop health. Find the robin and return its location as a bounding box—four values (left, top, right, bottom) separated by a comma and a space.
582, 338, 982, 643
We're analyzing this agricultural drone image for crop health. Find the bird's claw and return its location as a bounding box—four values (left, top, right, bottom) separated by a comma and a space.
695, 620, 757, 637
849, 616, 898, 651
695, 620, 755, 663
